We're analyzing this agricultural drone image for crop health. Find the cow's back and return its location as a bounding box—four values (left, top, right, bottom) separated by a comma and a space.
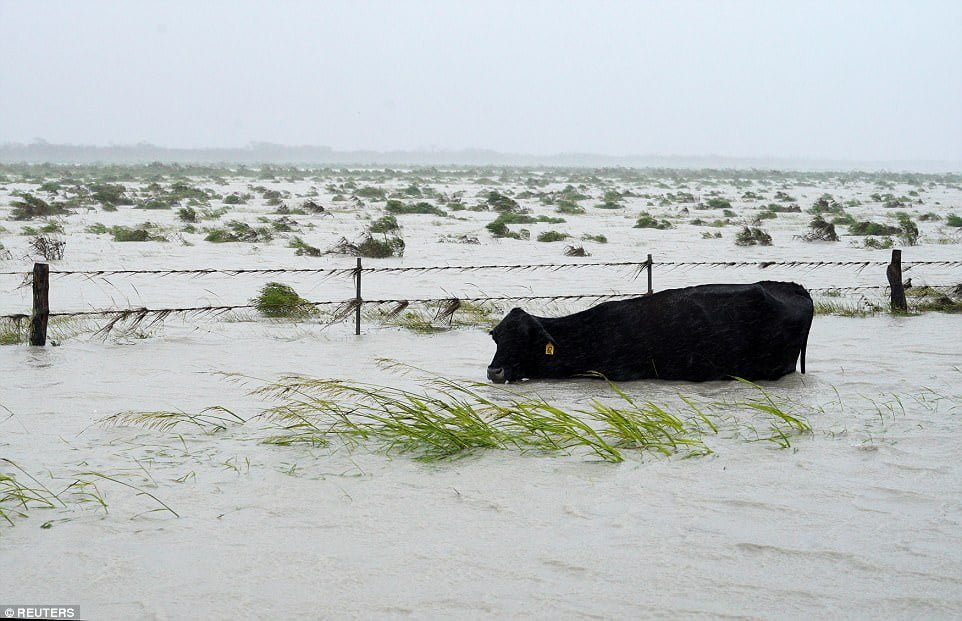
538, 282, 812, 381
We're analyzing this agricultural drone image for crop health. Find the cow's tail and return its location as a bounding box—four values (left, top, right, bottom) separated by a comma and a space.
800, 319, 812, 374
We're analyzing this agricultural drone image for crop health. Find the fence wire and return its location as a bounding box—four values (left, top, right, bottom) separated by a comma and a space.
5, 284, 959, 327
1, 259, 961, 279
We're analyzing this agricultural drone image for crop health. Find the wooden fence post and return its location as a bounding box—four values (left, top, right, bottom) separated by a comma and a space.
30, 262, 49, 346
355, 257, 362, 335
647, 254, 653, 295
886, 249, 907, 312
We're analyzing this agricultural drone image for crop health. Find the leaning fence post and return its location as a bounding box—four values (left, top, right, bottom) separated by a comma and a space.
886, 249, 907, 312
30, 262, 50, 346
647, 254, 653, 295
355, 257, 362, 335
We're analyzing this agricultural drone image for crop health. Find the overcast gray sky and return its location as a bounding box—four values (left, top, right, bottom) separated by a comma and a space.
1, 0, 960, 161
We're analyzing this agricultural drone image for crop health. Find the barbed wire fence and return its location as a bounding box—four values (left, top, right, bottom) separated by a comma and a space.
2, 254, 960, 345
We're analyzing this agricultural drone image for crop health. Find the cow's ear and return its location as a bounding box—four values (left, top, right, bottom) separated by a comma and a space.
529, 316, 556, 355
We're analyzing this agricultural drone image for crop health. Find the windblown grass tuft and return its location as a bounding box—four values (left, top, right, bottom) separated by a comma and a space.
109, 368, 815, 463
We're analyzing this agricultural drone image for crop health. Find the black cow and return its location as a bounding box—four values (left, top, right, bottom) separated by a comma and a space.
487, 281, 813, 383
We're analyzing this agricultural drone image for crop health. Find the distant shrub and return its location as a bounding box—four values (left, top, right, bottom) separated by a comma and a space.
355, 186, 386, 200
766, 203, 801, 213
593, 200, 622, 209
722, 209, 737, 218
556, 200, 586, 215
369, 215, 400, 233
137, 198, 172, 210
831, 213, 856, 226
485, 191, 521, 212
897, 213, 919, 246
703, 197, 732, 210
288, 236, 321, 256
803, 215, 839, 242
735, 227, 772, 246
808, 194, 843, 215
270, 216, 300, 232
385, 200, 445, 216
946, 214, 962, 227
89, 183, 132, 207
302, 199, 326, 213
848, 221, 898, 236
112, 226, 154, 242
204, 221, 273, 243
537, 230, 569, 242
85, 223, 108, 235
30, 235, 66, 260
690, 218, 728, 227
564, 245, 589, 257
10, 194, 67, 220
581, 234, 608, 243
701, 231, 723, 239
252, 282, 317, 318
358, 234, 405, 258
486, 213, 562, 238
863, 236, 894, 249
177, 207, 198, 222
223, 193, 248, 205
634, 213, 673, 229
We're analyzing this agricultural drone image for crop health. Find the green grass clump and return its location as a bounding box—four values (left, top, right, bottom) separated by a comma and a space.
897, 213, 920, 246
251, 282, 317, 318
813, 299, 879, 317
485, 191, 521, 212
556, 200, 586, 214
111, 226, 163, 242
204, 221, 273, 243
701, 197, 732, 210
222, 193, 248, 205
808, 194, 843, 215
355, 186, 386, 200
766, 202, 801, 213
369, 215, 400, 233
735, 227, 772, 246
906, 287, 962, 313
803, 215, 839, 242
537, 230, 569, 242
862, 236, 894, 249
10, 194, 68, 220
288, 236, 321, 256
357, 234, 405, 258
486, 212, 559, 238
946, 214, 962, 227
634, 212, 673, 229
385, 200, 446, 216
582, 234, 608, 243
1, 320, 23, 345
848, 220, 898, 236
690, 218, 728, 227
89, 183, 133, 208
177, 206, 198, 222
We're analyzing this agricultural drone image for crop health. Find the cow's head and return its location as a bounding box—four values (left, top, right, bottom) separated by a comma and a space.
487, 308, 557, 383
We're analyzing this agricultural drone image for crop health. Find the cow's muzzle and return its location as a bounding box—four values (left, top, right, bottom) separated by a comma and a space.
487, 366, 507, 383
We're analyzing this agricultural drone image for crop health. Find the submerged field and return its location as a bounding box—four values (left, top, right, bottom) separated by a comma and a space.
2, 164, 962, 618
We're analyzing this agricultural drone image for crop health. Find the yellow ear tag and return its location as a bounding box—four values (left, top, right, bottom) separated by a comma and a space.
545, 343, 555, 356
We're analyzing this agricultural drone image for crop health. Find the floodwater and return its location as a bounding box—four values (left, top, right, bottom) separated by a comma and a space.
1, 169, 961, 619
